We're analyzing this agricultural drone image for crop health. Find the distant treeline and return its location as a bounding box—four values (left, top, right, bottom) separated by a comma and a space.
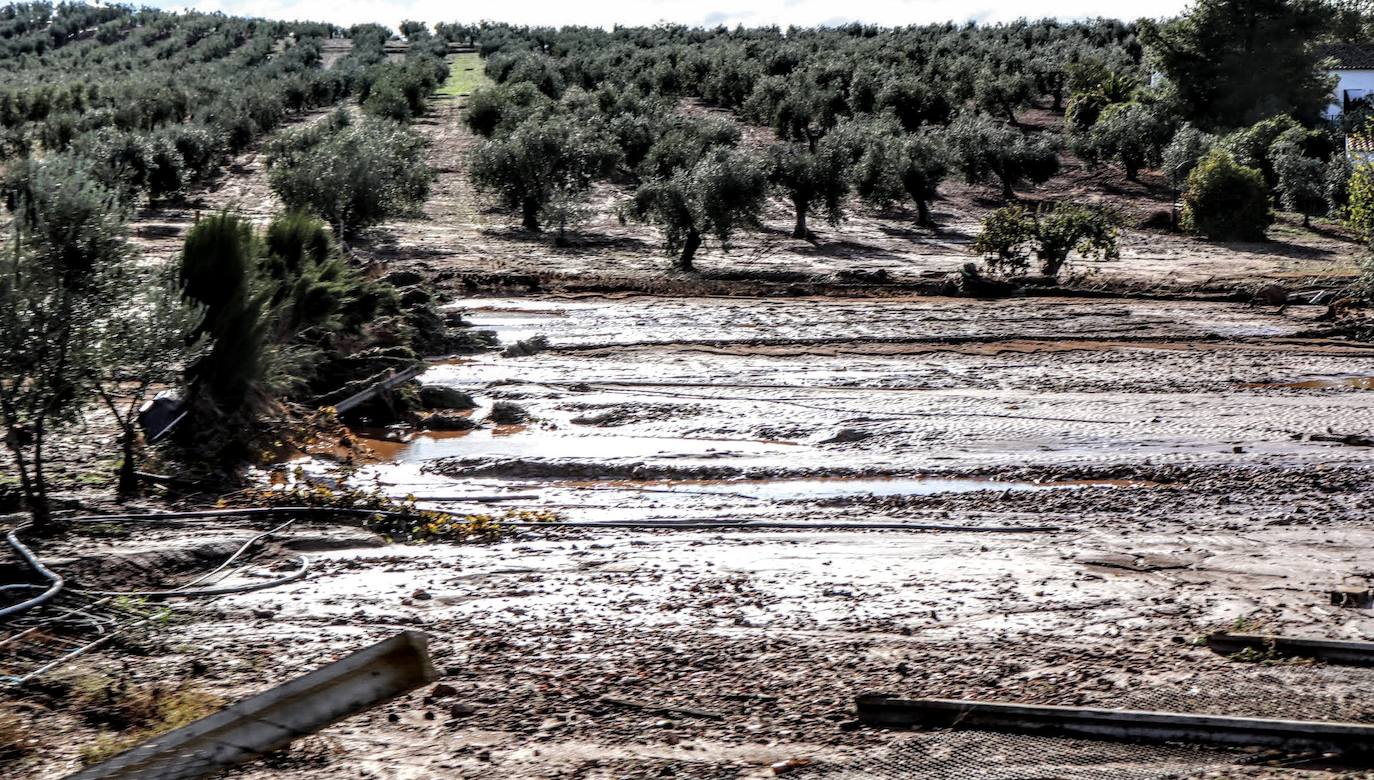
0, 2, 446, 205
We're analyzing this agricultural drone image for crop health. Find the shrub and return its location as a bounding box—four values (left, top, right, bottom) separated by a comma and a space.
1346, 163, 1374, 243
1274, 150, 1327, 226
973, 203, 1119, 277
1181, 150, 1271, 241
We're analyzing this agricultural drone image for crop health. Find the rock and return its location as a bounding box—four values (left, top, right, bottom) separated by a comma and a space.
1252, 284, 1289, 306
823, 428, 871, 444
399, 286, 433, 307
419, 385, 477, 410
501, 335, 550, 358
488, 401, 531, 425
431, 683, 458, 698
412, 589, 432, 600
419, 412, 479, 431
383, 270, 425, 287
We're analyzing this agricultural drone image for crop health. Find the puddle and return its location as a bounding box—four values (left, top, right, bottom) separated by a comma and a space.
357, 429, 791, 464
1251, 376, 1374, 390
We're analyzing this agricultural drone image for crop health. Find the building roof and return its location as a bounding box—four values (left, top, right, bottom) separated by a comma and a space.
1348, 133, 1374, 153
1318, 43, 1374, 69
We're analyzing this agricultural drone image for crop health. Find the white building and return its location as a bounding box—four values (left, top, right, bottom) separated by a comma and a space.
1323, 44, 1374, 119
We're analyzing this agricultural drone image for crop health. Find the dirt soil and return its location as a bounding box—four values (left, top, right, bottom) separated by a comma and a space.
9, 93, 1374, 779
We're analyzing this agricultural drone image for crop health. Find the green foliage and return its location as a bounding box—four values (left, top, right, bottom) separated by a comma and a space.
1345, 163, 1374, 243
768, 137, 851, 239
179, 213, 272, 440
1326, 153, 1354, 216
1181, 150, 1272, 240
1078, 101, 1173, 180
1274, 149, 1329, 225
947, 113, 1060, 199
851, 118, 950, 227
463, 82, 551, 137
1162, 124, 1217, 187
632, 146, 768, 271
0, 156, 132, 527
973, 203, 1120, 277
470, 114, 621, 233
1063, 71, 1138, 132
1142, 0, 1335, 128
0, 6, 366, 204
267, 114, 431, 238
1220, 115, 1311, 187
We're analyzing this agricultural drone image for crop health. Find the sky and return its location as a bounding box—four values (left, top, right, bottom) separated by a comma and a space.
144, 0, 1192, 31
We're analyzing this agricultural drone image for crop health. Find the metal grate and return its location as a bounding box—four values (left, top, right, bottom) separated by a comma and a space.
797, 730, 1247, 780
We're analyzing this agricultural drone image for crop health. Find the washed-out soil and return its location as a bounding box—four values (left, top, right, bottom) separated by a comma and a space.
8, 94, 1374, 779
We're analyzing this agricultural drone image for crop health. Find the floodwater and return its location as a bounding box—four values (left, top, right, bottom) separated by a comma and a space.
336, 295, 1374, 525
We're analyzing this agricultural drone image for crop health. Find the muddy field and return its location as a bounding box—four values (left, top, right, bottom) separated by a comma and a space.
8, 88, 1374, 780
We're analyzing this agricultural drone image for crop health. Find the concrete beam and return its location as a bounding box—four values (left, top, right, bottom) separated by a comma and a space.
855, 694, 1374, 759
1207, 632, 1374, 666
68, 631, 436, 780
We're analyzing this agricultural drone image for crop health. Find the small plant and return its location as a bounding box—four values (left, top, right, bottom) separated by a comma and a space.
1181, 150, 1271, 241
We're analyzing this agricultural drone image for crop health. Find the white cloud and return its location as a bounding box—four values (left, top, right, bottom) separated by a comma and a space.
144, 0, 1187, 31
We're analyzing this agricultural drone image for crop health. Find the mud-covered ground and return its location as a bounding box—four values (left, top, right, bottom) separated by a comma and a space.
11, 291, 1374, 779
9, 93, 1374, 780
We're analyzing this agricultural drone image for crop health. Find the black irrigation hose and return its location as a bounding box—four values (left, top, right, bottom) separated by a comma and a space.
76, 519, 299, 598
0, 525, 65, 620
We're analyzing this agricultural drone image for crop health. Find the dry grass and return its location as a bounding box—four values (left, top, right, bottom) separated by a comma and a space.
67, 673, 224, 766
0, 706, 38, 762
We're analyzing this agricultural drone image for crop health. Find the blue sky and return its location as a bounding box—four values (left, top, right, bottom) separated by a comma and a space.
144, 0, 1190, 30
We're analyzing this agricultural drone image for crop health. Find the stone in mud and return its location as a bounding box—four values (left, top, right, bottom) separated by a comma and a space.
419, 385, 477, 410
420, 412, 479, 431
502, 335, 550, 358
399, 285, 433, 307
488, 401, 531, 425
383, 269, 425, 287
1252, 284, 1289, 306
823, 428, 872, 444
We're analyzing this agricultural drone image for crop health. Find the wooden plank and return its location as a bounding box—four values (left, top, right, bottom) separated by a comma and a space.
1207, 632, 1374, 665
68, 631, 436, 780
854, 695, 1374, 758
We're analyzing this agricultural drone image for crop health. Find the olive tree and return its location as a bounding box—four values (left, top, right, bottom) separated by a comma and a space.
1274, 150, 1329, 226
470, 114, 620, 234
267, 114, 432, 239
91, 266, 205, 496
947, 113, 1059, 199
1080, 102, 1173, 181
0, 158, 128, 529
853, 122, 950, 228
768, 138, 850, 239
632, 147, 768, 271
1162, 124, 1218, 188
